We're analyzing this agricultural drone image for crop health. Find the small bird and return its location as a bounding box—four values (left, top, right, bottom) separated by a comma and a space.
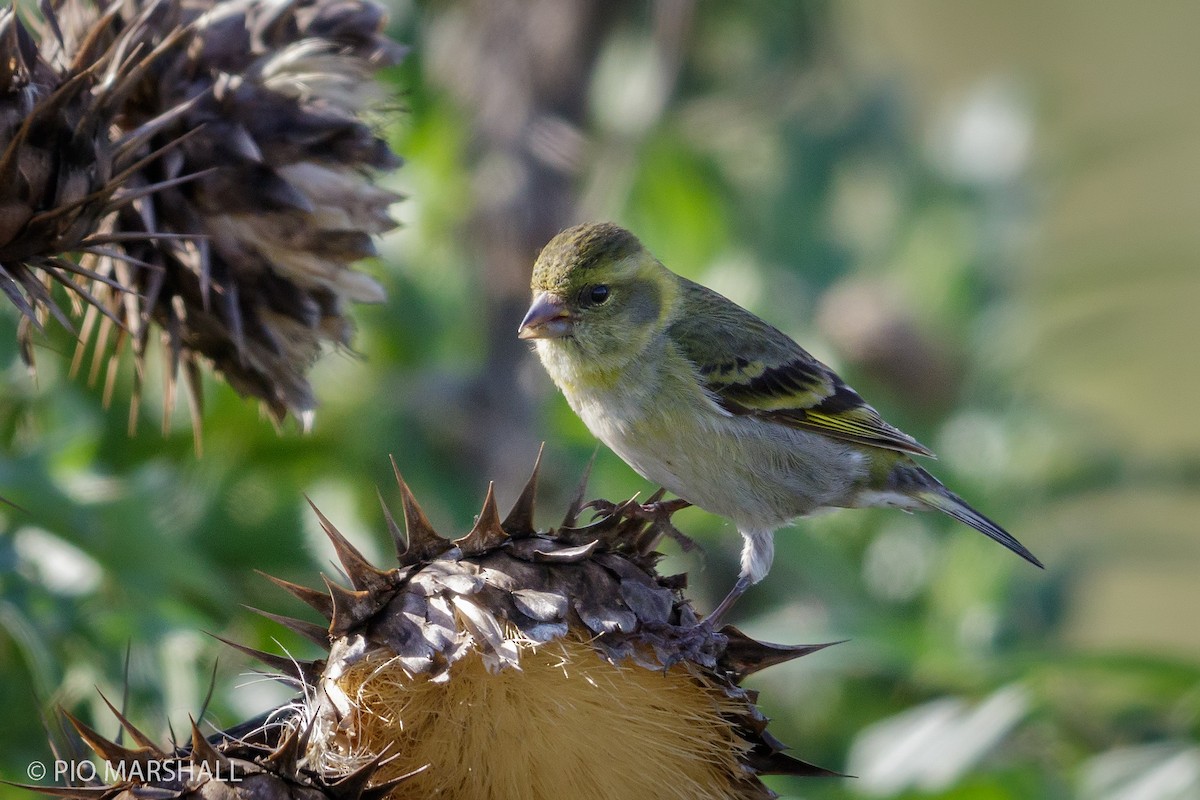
518, 222, 1041, 622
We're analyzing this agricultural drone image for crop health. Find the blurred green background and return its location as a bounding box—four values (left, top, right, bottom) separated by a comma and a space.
2, 1, 1199, 798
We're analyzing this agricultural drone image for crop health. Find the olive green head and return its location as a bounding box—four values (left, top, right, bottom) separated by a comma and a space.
518, 223, 675, 364
529, 222, 642, 297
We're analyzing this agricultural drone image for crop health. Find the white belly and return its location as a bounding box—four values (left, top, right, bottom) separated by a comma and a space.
562, 365, 869, 533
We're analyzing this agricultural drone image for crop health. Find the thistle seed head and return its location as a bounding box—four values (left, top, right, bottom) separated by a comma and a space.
0, 0, 406, 431
246, 456, 841, 799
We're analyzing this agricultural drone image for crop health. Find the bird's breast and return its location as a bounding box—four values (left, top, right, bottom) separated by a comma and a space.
536, 339, 871, 530
547, 346, 710, 489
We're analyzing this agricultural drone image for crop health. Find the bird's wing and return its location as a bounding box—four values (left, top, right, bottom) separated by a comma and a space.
669, 279, 934, 457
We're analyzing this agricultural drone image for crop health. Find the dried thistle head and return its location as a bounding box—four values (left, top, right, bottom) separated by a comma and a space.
25, 454, 839, 800
31, 700, 421, 800
0, 0, 405, 433
235, 452, 839, 800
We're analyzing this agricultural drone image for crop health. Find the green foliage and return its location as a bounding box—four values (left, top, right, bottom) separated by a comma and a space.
2, 3, 1197, 799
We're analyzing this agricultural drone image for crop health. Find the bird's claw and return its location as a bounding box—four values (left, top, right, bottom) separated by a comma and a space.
633, 496, 698, 552
582, 498, 622, 520
639, 497, 693, 518
583, 494, 699, 553
583, 496, 690, 520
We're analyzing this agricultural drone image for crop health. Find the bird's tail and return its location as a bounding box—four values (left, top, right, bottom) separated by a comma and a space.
915, 485, 1043, 569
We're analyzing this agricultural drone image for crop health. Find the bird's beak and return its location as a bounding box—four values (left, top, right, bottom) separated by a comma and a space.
518, 292, 575, 339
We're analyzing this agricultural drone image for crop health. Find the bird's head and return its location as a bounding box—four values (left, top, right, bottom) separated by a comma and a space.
518, 223, 676, 369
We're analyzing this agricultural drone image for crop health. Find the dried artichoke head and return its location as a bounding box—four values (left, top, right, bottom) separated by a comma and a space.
0, 0, 405, 432
240, 453, 840, 800
30, 454, 840, 800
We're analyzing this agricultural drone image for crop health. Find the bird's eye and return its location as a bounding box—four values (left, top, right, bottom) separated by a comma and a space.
585, 285, 610, 306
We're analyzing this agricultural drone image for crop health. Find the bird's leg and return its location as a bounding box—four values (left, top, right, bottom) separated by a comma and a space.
700, 527, 773, 628
702, 575, 751, 630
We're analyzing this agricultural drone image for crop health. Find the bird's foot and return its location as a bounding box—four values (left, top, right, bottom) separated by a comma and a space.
662, 617, 728, 665
636, 496, 698, 552
649, 577, 751, 664
584, 492, 698, 552
581, 498, 617, 518
639, 497, 693, 517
